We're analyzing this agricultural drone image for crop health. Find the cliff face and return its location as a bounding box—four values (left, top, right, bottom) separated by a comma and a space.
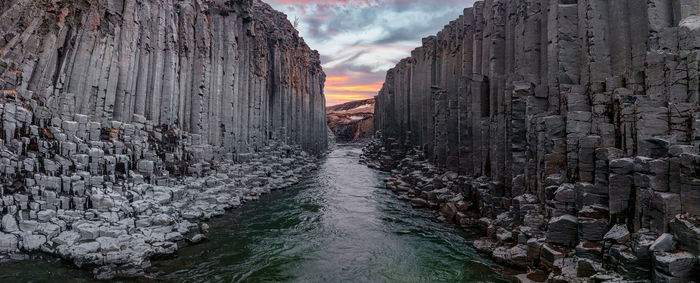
371, 0, 699, 281
0, 0, 325, 278
0, 0, 327, 154
326, 98, 374, 142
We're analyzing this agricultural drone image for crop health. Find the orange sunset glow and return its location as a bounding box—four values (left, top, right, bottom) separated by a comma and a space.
267, 0, 470, 106
325, 76, 382, 106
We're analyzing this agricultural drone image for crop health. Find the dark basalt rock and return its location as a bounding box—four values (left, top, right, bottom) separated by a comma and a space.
364, 1, 700, 281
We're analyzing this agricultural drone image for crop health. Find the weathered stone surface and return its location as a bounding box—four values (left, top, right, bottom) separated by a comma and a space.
21, 234, 46, 251
1, 214, 18, 233
653, 251, 697, 279
364, 1, 700, 281
546, 215, 578, 247
0, 233, 19, 253
670, 216, 700, 254
604, 224, 631, 244
0, 0, 327, 154
649, 233, 677, 253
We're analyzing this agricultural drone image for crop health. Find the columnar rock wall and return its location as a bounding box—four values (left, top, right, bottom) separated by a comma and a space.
0, 0, 326, 278
0, 0, 327, 154
371, 0, 700, 281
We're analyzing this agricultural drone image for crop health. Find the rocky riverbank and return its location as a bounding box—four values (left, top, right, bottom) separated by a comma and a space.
0, 90, 319, 279
362, 138, 699, 282
369, 0, 700, 282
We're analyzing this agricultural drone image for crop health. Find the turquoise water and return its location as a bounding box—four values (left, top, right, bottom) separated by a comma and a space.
0, 145, 506, 282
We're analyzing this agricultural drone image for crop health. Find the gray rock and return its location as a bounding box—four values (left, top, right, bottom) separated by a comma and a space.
576, 258, 602, 277
21, 234, 46, 251
653, 251, 697, 279
670, 216, 700, 254
0, 233, 19, 253
604, 224, 631, 244
18, 220, 39, 233
546, 214, 578, 247
74, 223, 100, 241
71, 241, 101, 255
53, 231, 81, 246
649, 233, 677, 252
96, 237, 120, 252
1, 214, 18, 232
190, 234, 206, 244
578, 217, 608, 242
136, 160, 154, 175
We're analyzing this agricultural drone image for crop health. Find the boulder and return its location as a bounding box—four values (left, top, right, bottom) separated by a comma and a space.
653, 251, 697, 279
473, 239, 496, 254
649, 233, 676, 253
576, 258, 602, 277
575, 241, 603, 261
21, 234, 46, 251
578, 217, 608, 241
670, 216, 700, 254
0, 233, 19, 253
53, 231, 82, 246
137, 160, 154, 175
1, 214, 18, 232
540, 243, 565, 271
74, 223, 100, 241
546, 214, 578, 246
411, 198, 428, 208
604, 224, 631, 244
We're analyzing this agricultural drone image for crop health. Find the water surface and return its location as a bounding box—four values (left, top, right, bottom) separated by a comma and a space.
0, 145, 506, 282
156, 145, 506, 282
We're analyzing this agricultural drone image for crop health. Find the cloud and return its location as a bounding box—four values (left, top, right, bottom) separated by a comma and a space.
266, 0, 477, 106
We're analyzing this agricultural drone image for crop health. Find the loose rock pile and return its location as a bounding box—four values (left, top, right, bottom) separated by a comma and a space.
0, 90, 318, 279
363, 139, 699, 282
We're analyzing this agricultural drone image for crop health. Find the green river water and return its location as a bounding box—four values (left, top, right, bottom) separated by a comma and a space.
0, 145, 507, 282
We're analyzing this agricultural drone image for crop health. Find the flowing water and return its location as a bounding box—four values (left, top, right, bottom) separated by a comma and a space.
0, 145, 507, 282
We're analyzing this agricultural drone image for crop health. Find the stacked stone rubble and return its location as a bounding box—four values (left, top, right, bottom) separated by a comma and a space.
370, 1, 700, 281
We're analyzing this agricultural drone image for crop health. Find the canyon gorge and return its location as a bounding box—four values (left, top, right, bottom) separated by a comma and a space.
366, 0, 700, 282
0, 0, 698, 282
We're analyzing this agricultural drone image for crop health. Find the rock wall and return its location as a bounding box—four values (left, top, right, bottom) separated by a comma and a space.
0, 0, 326, 278
327, 98, 374, 142
0, 0, 327, 154
371, 0, 700, 281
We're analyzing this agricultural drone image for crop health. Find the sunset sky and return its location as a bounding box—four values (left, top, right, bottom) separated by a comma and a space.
267, 0, 476, 106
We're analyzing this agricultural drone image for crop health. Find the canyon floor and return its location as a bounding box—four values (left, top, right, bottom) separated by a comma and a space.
0, 145, 508, 282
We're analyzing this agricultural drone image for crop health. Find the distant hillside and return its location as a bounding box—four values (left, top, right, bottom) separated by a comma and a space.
326, 98, 375, 142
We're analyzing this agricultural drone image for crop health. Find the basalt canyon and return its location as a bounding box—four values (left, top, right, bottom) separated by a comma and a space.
1, 0, 699, 282
365, 0, 700, 282
0, 0, 325, 278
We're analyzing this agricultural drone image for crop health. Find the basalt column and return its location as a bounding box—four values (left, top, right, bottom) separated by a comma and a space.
373, 1, 700, 281
0, 0, 327, 155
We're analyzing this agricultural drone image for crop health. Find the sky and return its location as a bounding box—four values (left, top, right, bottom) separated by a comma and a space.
266, 0, 477, 106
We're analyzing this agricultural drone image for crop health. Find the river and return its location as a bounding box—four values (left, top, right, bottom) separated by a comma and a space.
0, 145, 506, 282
